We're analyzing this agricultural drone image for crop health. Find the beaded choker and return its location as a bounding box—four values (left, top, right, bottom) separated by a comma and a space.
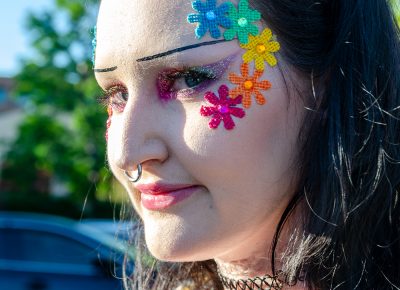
217, 270, 283, 290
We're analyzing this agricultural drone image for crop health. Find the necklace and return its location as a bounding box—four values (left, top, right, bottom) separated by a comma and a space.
217, 270, 283, 290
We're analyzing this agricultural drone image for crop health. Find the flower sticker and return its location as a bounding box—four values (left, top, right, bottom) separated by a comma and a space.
187, 0, 232, 39
241, 28, 280, 71
229, 63, 271, 108
200, 84, 245, 130
223, 0, 261, 44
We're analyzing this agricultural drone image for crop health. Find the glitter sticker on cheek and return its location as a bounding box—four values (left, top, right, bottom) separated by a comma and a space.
184, 0, 280, 131
200, 84, 245, 130
228, 62, 271, 108
240, 28, 280, 71
223, 0, 261, 44
187, 0, 232, 39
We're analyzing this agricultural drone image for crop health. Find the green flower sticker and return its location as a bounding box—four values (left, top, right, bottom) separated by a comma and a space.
223, 0, 261, 44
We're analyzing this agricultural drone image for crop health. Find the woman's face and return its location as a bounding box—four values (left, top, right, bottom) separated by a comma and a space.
95, 0, 305, 263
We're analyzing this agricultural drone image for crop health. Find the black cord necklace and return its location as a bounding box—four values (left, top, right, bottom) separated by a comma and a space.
217, 270, 283, 290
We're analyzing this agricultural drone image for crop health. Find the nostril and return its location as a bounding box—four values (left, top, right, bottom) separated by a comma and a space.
113, 155, 138, 172
124, 164, 143, 183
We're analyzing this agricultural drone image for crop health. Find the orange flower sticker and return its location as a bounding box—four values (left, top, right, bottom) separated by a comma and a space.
228, 63, 272, 108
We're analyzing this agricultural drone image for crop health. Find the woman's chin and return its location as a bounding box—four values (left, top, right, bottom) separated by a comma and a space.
144, 226, 212, 262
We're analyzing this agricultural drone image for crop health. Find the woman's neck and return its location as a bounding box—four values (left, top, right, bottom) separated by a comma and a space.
215, 255, 285, 290
213, 221, 306, 289
215, 255, 272, 279
214, 256, 308, 290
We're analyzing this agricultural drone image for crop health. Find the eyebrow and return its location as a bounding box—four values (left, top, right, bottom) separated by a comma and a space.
136, 39, 229, 62
94, 66, 118, 73
94, 39, 231, 72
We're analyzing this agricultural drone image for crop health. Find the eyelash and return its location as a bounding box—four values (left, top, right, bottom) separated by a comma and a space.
157, 67, 217, 100
97, 84, 128, 113
97, 66, 218, 111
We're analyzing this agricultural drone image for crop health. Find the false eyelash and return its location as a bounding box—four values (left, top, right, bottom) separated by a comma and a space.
158, 66, 217, 87
97, 93, 110, 107
157, 66, 219, 100
169, 66, 217, 80
97, 84, 128, 110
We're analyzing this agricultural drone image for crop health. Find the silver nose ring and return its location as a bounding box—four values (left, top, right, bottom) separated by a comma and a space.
124, 164, 142, 183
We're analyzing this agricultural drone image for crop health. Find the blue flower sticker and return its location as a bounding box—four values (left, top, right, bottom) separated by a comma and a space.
187, 0, 232, 39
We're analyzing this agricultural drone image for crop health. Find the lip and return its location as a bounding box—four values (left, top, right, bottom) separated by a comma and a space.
136, 183, 201, 210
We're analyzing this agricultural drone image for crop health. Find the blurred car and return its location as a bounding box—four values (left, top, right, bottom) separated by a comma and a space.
80, 219, 138, 244
0, 212, 134, 290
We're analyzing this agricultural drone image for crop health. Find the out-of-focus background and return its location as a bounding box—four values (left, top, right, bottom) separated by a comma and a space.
0, 0, 125, 219
0, 1, 134, 289
0, 1, 399, 289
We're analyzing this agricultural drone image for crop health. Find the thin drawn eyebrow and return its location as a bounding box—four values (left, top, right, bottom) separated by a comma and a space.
94, 39, 231, 71
136, 39, 230, 62
94, 66, 118, 73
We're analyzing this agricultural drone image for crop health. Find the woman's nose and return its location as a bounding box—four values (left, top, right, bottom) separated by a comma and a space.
109, 88, 169, 172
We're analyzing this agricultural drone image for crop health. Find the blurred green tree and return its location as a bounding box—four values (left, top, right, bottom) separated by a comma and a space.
0, 0, 124, 218
391, 0, 400, 24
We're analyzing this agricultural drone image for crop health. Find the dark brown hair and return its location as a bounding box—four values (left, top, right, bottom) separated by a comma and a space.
121, 0, 400, 289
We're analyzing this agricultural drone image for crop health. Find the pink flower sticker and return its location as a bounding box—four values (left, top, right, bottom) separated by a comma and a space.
200, 84, 246, 130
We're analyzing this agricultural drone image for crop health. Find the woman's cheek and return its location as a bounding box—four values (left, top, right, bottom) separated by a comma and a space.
105, 106, 113, 141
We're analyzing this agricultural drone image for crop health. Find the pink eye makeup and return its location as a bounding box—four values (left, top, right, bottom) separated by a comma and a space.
97, 55, 236, 112
156, 55, 235, 101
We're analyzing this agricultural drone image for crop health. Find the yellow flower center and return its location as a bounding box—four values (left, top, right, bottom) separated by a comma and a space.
244, 80, 254, 90
256, 44, 266, 54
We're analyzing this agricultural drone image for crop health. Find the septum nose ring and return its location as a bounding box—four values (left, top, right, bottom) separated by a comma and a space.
124, 164, 142, 183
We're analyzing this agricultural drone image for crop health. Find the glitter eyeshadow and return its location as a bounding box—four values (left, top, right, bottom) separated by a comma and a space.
156, 54, 236, 101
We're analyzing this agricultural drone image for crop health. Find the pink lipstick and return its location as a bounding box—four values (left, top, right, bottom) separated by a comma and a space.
136, 183, 201, 210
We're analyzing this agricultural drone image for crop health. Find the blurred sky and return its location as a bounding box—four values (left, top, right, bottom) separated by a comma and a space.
0, 0, 54, 77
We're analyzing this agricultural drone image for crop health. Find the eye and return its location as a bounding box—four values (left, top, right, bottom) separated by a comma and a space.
175, 68, 217, 90
98, 85, 128, 113
157, 67, 217, 100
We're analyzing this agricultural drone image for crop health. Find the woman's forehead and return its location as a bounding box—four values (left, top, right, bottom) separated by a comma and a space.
96, 0, 241, 61
97, 0, 199, 58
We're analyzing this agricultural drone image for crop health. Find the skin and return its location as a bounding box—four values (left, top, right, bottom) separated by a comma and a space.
95, 0, 307, 282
